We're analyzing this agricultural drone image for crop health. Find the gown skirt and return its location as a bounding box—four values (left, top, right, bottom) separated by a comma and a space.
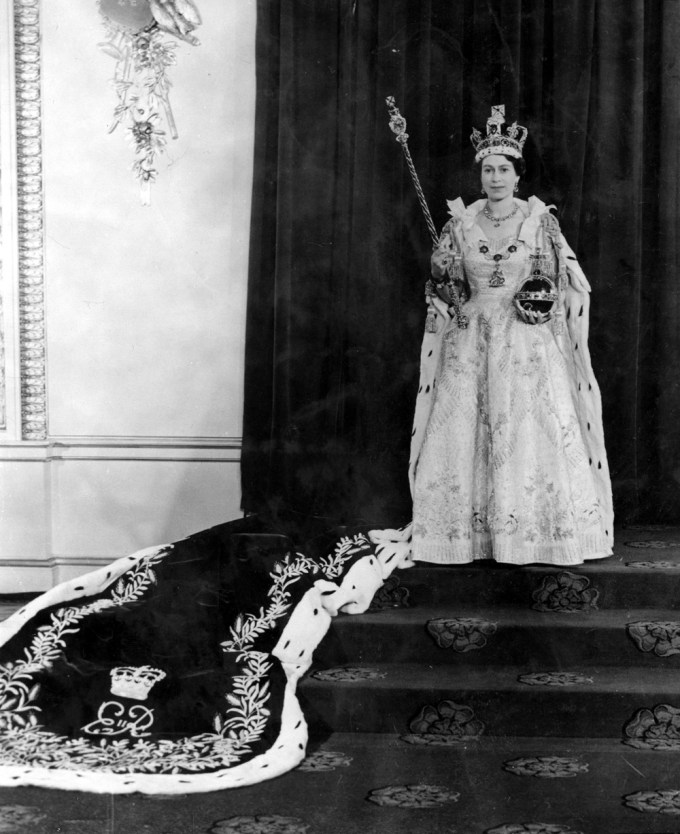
411, 234, 611, 566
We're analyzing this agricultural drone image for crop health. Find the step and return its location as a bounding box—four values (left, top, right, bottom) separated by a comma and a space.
397, 543, 680, 609
299, 662, 680, 739
318, 605, 680, 668
293, 733, 680, 834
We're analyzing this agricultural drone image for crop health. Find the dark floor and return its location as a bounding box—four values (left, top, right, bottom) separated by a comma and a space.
0, 734, 679, 833
3, 526, 680, 833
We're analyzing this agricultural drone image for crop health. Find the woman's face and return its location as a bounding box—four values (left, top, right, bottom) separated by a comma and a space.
480, 155, 519, 201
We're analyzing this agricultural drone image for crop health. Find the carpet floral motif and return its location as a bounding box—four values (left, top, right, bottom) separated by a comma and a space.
426, 617, 497, 652
0, 806, 46, 832
623, 704, 680, 750
625, 560, 680, 569
623, 789, 680, 815
517, 672, 594, 687
627, 621, 680, 656
401, 700, 485, 746
502, 757, 589, 778
210, 816, 309, 834
310, 666, 386, 682
366, 784, 460, 808
296, 750, 352, 772
531, 572, 599, 613
485, 826, 583, 834
624, 541, 680, 548
368, 574, 410, 611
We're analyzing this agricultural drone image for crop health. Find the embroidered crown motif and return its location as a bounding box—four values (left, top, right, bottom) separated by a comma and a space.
471, 104, 528, 162
110, 666, 166, 701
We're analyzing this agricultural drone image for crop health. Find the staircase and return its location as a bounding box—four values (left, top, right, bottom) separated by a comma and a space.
297, 526, 680, 833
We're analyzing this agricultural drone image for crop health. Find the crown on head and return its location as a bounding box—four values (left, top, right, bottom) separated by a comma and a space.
470, 105, 528, 162
110, 666, 166, 701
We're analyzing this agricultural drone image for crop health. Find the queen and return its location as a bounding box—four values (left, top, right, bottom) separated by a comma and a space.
409, 105, 613, 566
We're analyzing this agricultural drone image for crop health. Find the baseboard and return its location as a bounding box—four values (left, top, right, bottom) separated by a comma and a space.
0, 552, 155, 593
0, 436, 242, 462
0, 560, 55, 593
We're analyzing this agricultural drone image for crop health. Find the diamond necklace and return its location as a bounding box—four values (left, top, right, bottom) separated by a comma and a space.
483, 201, 519, 228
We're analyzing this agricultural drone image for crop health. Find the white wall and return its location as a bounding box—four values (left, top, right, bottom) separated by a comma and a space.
0, 0, 256, 591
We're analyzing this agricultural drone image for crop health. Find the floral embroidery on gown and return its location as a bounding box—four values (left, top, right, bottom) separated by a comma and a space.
410, 197, 613, 565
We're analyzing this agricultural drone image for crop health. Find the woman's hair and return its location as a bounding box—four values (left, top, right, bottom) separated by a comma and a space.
476, 154, 527, 177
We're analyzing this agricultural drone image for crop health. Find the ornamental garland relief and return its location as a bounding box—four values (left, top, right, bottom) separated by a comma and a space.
7, 1, 201, 437
14, 0, 47, 440
97, 0, 202, 204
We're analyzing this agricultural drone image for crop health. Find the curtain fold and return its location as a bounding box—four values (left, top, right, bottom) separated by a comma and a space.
242, 0, 680, 527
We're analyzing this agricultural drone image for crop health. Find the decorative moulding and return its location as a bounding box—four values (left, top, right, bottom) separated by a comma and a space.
14, 0, 47, 442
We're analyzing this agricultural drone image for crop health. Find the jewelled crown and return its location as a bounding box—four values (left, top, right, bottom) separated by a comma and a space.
471, 105, 528, 162
110, 666, 166, 701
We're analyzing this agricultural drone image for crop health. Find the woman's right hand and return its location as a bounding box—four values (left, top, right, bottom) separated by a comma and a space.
431, 247, 451, 280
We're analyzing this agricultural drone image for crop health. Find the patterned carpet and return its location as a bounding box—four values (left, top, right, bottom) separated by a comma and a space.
2, 526, 680, 833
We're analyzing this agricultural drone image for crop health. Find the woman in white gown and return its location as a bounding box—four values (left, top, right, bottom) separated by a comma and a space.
410, 106, 613, 566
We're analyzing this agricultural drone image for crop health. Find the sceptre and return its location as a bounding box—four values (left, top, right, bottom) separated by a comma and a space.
385, 96, 469, 331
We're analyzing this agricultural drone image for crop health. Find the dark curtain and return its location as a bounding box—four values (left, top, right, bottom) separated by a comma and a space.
241, 0, 680, 529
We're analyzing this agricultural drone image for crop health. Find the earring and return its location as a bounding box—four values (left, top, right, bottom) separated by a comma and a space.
481, 188, 486, 195
514, 182, 519, 193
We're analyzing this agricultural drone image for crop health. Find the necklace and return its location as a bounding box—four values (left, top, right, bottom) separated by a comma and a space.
483, 202, 519, 228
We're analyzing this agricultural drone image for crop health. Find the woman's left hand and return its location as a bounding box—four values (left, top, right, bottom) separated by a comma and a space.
514, 299, 552, 325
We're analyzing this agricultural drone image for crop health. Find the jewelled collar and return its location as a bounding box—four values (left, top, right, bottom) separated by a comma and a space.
446, 195, 552, 246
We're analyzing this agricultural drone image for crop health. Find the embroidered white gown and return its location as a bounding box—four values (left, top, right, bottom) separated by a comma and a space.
410, 197, 613, 565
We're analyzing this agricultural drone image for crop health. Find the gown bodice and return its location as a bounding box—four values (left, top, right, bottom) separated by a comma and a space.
462, 229, 528, 310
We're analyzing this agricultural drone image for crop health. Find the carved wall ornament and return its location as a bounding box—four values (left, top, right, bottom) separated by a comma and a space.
14, 0, 47, 440
97, 0, 202, 204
